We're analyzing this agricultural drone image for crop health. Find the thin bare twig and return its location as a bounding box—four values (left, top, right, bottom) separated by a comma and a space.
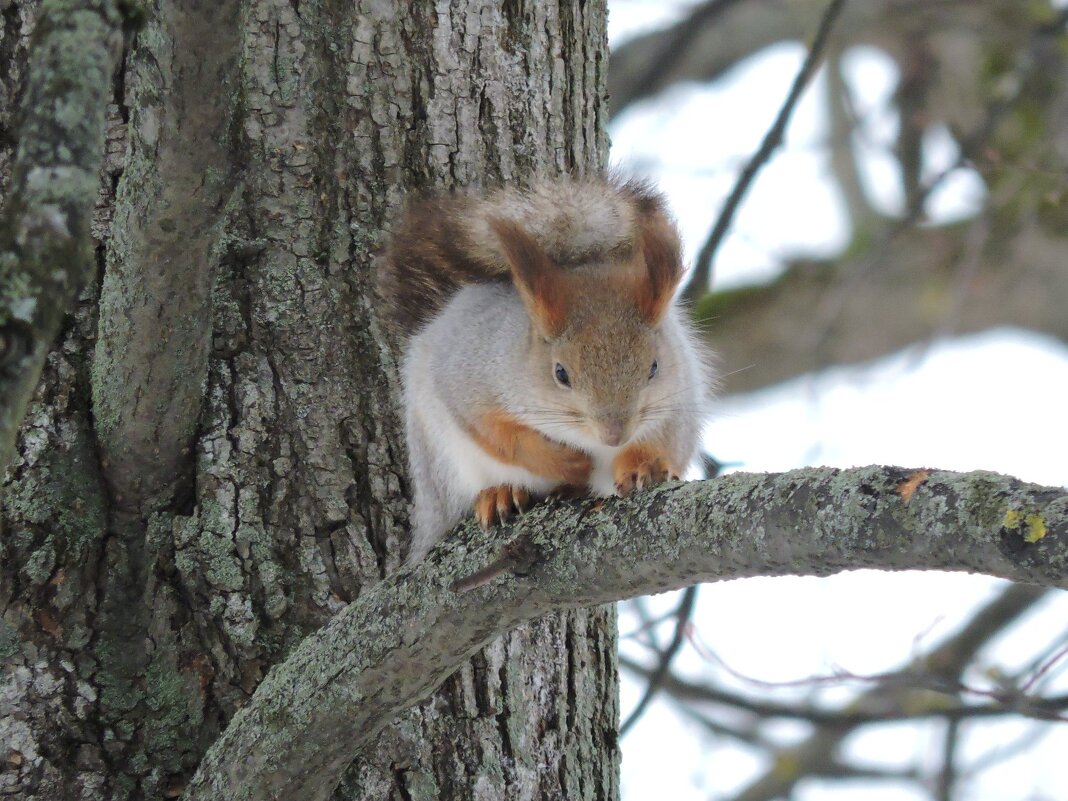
962, 721, 1058, 780
683, 706, 772, 749
936, 719, 961, 801
721, 584, 1046, 801
1023, 639, 1068, 693
620, 602, 682, 642
620, 585, 698, 736
682, 0, 850, 301
620, 655, 1068, 726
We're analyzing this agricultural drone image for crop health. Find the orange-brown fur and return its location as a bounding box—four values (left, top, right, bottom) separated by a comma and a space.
633, 213, 683, 324
488, 217, 571, 337
378, 194, 490, 338
474, 485, 531, 528
612, 439, 682, 495
491, 191, 682, 342
468, 409, 593, 486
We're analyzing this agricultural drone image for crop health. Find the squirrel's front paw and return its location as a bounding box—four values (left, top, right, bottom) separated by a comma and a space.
613, 444, 680, 496
474, 485, 531, 528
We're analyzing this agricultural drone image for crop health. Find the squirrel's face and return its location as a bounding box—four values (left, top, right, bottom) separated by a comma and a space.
528, 288, 667, 450
489, 208, 685, 450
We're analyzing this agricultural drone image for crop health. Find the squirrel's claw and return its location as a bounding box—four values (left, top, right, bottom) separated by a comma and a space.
613, 454, 676, 496
475, 485, 530, 528
506, 486, 530, 516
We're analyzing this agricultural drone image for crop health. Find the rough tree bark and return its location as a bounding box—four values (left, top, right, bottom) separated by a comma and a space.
1, 1, 616, 799
2, 2, 1065, 800
181, 466, 1068, 800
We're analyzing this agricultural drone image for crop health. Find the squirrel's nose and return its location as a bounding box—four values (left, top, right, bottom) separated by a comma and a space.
599, 418, 626, 447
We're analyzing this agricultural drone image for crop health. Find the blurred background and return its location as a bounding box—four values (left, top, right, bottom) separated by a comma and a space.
605, 2, 1068, 799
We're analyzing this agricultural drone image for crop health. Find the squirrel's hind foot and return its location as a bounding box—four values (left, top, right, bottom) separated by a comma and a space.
474, 485, 531, 528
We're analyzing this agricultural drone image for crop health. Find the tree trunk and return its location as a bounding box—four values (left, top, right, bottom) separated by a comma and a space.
0, 2, 618, 799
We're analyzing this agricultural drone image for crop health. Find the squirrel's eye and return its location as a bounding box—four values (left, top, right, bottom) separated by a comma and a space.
648, 360, 658, 381
554, 363, 571, 387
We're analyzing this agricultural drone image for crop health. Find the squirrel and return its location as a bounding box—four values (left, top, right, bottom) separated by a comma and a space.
378, 174, 712, 564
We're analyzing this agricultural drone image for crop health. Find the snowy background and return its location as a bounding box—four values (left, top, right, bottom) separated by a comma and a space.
607, 2, 1068, 799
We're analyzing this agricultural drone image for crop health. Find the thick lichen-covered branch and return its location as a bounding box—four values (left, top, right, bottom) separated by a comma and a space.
0, 0, 122, 469
91, 1, 240, 515
695, 222, 1068, 396
184, 466, 1068, 801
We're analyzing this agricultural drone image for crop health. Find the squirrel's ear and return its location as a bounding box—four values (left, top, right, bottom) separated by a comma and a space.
634, 213, 684, 324
489, 217, 568, 338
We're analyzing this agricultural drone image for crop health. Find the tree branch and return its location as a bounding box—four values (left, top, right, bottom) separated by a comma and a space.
0, 0, 122, 470
936, 718, 960, 801
610, 0, 826, 117
184, 466, 1068, 801
92, 1, 241, 516
698, 222, 1068, 396
727, 581, 1045, 801
620, 655, 1068, 726
693, 4, 1068, 395
610, 0, 746, 115
607, 0, 1025, 118
620, 584, 697, 735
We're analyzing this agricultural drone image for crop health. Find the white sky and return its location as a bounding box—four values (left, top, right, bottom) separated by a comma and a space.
608, 3, 1068, 800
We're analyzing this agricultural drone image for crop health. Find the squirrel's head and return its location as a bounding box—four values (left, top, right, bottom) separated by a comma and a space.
489, 213, 684, 450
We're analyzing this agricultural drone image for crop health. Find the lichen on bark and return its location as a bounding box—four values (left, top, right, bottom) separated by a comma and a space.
183, 466, 1068, 801
3, 0, 618, 798
0, 0, 122, 470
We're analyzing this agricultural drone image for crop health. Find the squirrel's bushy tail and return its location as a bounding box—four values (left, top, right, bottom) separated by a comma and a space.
377, 174, 677, 338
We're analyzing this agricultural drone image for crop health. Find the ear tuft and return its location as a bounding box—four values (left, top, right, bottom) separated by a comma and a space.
634, 212, 683, 324
489, 217, 569, 337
